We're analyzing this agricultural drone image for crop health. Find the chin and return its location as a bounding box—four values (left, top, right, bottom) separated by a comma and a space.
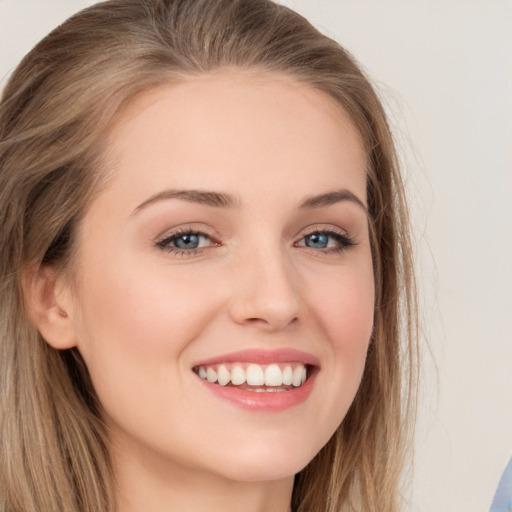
214, 459, 306, 483
204, 435, 321, 483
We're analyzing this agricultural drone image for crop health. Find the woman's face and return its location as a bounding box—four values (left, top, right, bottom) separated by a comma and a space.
64, 71, 374, 483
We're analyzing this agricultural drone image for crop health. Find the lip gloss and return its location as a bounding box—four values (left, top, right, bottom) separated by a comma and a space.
192, 348, 320, 411
193, 348, 320, 367
196, 369, 317, 411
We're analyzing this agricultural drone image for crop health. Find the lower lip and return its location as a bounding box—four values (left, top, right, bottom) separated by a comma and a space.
196, 370, 318, 412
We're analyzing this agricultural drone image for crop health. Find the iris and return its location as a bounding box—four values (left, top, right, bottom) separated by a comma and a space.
304, 233, 329, 249
174, 234, 200, 249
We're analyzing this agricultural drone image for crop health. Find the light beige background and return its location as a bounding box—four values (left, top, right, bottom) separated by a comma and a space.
1, 1, 511, 511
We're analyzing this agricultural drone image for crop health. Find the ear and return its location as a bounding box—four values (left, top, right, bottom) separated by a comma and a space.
22, 264, 78, 350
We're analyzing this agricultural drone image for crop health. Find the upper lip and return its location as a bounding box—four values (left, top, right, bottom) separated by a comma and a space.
192, 348, 320, 368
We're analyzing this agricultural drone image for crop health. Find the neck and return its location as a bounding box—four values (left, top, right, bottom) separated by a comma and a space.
111, 438, 294, 512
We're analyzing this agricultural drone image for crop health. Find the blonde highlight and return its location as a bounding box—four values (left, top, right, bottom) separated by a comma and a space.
0, 1, 418, 511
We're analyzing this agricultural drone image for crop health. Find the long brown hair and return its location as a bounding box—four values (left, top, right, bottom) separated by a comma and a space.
0, 1, 418, 511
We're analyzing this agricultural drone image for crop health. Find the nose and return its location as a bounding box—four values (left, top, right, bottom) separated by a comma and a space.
227, 246, 301, 332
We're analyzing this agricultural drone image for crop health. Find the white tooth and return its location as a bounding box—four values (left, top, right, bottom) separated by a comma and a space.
206, 367, 218, 383
282, 365, 293, 385
265, 364, 283, 386
217, 364, 230, 386
231, 365, 246, 385
198, 366, 207, 379
246, 364, 265, 386
301, 366, 307, 385
292, 365, 304, 387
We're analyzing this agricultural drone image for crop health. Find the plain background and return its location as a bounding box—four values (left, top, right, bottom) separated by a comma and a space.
1, 1, 511, 511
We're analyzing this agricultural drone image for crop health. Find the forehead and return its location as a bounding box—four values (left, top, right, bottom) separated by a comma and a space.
99, 70, 367, 210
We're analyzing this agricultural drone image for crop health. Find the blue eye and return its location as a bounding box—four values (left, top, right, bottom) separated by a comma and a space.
304, 233, 329, 249
156, 230, 214, 253
173, 233, 201, 249
297, 230, 355, 253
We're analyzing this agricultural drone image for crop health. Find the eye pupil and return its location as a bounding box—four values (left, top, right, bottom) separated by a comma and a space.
305, 233, 328, 248
174, 234, 199, 249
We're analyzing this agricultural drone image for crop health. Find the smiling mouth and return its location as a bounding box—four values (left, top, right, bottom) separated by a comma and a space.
193, 362, 309, 392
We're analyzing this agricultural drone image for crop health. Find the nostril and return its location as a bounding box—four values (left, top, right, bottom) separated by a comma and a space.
243, 315, 299, 331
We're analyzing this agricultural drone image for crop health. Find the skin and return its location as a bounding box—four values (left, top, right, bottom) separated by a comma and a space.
38, 71, 375, 512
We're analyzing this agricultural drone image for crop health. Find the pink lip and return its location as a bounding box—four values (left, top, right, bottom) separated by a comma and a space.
192, 348, 320, 367
196, 369, 318, 412
192, 348, 320, 412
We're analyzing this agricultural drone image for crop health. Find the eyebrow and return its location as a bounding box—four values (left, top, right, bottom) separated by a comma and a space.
299, 189, 367, 211
132, 187, 366, 214
132, 189, 240, 214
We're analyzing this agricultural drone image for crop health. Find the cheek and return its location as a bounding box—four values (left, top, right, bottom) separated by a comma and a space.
71, 253, 223, 399
70, 256, 230, 459
78, 254, 213, 341
307, 259, 375, 351
303, 257, 375, 412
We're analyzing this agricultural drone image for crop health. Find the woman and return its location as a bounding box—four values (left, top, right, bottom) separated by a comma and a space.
0, 1, 418, 511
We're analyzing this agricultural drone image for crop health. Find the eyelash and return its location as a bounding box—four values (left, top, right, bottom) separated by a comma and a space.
295, 228, 356, 254
156, 227, 219, 256
155, 227, 356, 256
